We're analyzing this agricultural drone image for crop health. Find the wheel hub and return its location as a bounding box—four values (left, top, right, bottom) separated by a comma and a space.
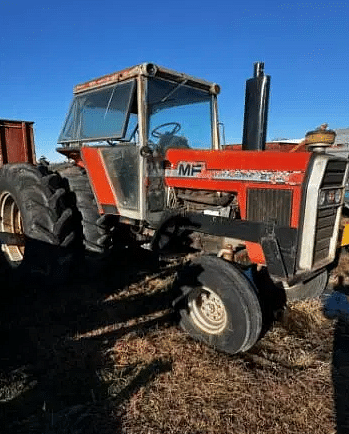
189, 286, 227, 334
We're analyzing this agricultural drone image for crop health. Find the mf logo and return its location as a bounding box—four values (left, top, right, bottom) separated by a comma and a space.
177, 162, 204, 177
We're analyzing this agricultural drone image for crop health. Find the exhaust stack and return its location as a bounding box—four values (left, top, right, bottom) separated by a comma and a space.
242, 62, 271, 151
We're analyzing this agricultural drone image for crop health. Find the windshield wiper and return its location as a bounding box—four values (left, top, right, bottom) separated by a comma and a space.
104, 85, 117, 118
159, 79, 188, 104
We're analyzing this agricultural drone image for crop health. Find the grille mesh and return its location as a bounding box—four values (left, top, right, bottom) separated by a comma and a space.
321, 160, 347, 187
313, 207, 337, 264
313, 160, 347, 265
247, 189, 292, 226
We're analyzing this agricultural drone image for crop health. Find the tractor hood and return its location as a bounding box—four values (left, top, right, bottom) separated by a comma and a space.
165, 148, 311, 187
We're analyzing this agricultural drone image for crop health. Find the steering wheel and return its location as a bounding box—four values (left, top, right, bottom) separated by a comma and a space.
151, 122, 181, 138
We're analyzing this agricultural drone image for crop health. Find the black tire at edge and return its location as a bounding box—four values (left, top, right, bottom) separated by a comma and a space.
0, 163, 83, 285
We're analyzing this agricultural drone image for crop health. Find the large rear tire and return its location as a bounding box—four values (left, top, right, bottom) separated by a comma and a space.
177, 255, 262, 355
54, 164, 116, 254
0, 163, 83, 284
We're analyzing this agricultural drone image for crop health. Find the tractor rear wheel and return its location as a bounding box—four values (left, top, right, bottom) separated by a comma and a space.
0, 163, 83, 284
177, 255, 262, 355
55, 164, 116, 254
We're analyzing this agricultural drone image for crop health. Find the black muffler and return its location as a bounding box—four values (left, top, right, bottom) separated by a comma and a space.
242, 62, 271, 151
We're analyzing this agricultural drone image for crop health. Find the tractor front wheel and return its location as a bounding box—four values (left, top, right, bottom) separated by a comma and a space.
177, 255, 262, 355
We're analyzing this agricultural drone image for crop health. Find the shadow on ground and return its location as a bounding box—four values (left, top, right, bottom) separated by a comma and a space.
0, 247, 176, 434
329, 278, 349, 434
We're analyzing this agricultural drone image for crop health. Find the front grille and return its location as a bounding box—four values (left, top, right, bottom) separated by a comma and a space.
313, 159, 346, 265
321, 160, 347, 187
247, 189, 292, 226
313, 207, 337, 263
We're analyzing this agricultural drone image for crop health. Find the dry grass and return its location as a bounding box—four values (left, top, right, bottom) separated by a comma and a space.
104, 298, 335, 434
1, 250, 348, 433
331, 249, 349, 285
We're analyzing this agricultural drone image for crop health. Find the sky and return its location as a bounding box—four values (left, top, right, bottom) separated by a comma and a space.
1, 0, 348, 162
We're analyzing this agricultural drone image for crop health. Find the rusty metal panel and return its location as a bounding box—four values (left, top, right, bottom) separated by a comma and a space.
0, 119, 36, 167
74, 63, 219, 95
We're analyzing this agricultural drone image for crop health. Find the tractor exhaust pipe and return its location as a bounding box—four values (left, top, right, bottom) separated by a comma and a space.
242, 62, 271, 151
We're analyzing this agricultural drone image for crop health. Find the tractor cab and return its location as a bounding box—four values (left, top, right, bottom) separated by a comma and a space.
57, 63, 221, 224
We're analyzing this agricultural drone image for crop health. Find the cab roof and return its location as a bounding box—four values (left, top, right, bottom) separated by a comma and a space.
74, 62, 220, 95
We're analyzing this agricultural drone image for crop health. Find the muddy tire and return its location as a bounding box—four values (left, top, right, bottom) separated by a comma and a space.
55, 164, 116, 254
284, 270, 329, 301
0, 163, 83, 284
177, 255, 262, 355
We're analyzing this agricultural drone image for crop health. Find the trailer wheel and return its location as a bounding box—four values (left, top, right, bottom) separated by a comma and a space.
0, 163, 83, 284
283, 270, 329, 301
55, 164, 116, 254
177, 255, 262, 354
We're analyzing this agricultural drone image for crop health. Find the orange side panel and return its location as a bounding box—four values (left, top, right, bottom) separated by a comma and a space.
341, 223, 349, 247
81, 147, 118, 211
291, 187, 303, 227
245, 242, 266, 265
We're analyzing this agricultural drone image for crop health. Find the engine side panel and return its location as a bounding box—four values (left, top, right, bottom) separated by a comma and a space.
165, 149, 311, 228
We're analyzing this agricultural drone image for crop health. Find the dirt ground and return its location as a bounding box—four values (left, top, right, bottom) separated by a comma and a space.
1, 247, 349, 434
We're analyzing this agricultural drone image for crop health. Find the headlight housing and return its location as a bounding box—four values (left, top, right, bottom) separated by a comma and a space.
318, 188, 343, 207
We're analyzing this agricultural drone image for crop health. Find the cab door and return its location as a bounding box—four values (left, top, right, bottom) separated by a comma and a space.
81, 145, 142, 220
143, 150, 167, 226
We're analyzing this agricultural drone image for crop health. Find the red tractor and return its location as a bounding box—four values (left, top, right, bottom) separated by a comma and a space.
1, 62, 348, 355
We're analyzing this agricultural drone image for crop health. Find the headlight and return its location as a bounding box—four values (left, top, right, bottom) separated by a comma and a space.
318, 190, 326, 206
327, 190, 336, 204
318, 188, 343, 207
335, 189, 342, 204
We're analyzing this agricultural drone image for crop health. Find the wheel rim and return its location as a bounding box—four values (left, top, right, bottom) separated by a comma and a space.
188, 286, 228, 334
0, 192, 25, 266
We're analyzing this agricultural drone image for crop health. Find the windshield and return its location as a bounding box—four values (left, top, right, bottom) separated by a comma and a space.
147, 78, 213, 151
58, 80, 136, 144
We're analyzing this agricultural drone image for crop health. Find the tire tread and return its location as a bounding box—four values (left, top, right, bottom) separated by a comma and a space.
54, 164, 115, 253
0, 163, 83, 284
